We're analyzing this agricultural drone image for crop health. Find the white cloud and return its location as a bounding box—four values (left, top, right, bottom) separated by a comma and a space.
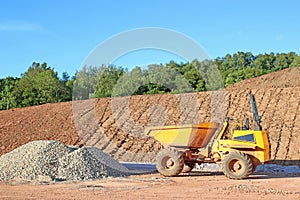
0, 21, 41, 31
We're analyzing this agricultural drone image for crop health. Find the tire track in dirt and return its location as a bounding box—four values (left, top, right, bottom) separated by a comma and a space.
285, 88, 300, 164
260, 88, 281, 159
197, 92, 211, 122
73, 99, 100, 146
248, 89, 266, 129
129, 95, 151, 126
94, 95, 164, 162
146, 95, 166, 125
210, 90, 227, 123
256, 89, 269, 130
226, 90, 242, 120
237, 89, 251, 124
273, 89, 294, 162
225, 90, 248, 136
224, 91, 232, 117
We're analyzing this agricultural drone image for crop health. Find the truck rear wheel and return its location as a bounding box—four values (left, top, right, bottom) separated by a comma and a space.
222, 151, 253, 179
156, 148, 184, 177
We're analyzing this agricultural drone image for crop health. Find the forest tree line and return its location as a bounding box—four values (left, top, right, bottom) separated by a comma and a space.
1, 51, 299, 110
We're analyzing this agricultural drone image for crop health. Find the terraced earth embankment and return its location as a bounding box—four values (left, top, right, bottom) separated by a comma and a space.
0, 67, 299, 164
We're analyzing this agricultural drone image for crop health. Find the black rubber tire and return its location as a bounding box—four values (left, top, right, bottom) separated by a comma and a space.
252, 165, 257, 173
222, 151, 253, 179
181, 163, 196, 173
248, 155, 260, 173
156, 148, 184, 177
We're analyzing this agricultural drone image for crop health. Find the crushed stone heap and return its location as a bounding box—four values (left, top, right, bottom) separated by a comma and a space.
0, 140, 130, 181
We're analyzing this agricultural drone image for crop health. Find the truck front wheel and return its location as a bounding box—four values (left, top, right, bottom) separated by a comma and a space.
156, 148, 184, 177
222, 151, 253, 179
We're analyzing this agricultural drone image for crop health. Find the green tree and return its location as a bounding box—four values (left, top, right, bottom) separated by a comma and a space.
1, 51, 299, 109
274, 53, 290, 71
290, 55, 300, 67
167, 60, 207, 92
0, 77, 18, 110
95, 65, 126, 98
13, 62, 71, 107
72, 65, 103, 100
112, 64, 193, 96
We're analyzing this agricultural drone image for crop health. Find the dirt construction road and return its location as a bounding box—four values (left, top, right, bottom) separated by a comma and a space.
1, 172, 300, 200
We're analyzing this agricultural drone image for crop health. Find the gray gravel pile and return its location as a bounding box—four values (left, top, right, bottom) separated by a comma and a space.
0, 140, 130, 181
85, 147, 130, 175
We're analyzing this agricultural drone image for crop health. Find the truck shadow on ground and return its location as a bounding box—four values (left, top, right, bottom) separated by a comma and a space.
268, 160, 300, 166
179, 171, 300, 179
123, 161, 300, 179
248, 173, 300, 179
181, 160, 300, 179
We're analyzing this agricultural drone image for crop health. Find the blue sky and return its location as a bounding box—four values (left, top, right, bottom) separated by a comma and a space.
0, 0, 299, 78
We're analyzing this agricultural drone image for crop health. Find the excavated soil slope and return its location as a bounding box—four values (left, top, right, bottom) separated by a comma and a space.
0, 67, 299, 164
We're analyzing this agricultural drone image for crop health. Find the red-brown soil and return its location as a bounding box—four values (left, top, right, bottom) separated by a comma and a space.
227, 67, 300, 90
1, 172, 300, 200
0, 67, 299, 164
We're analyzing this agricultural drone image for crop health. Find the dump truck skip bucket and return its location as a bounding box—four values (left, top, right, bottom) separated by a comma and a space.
145, 122, 220, 148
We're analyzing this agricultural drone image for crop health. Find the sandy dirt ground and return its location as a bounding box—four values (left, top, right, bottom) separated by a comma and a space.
1, 172, 300, 200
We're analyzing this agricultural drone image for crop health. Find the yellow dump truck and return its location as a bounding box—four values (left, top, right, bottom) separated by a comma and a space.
145, 91, 270, 179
